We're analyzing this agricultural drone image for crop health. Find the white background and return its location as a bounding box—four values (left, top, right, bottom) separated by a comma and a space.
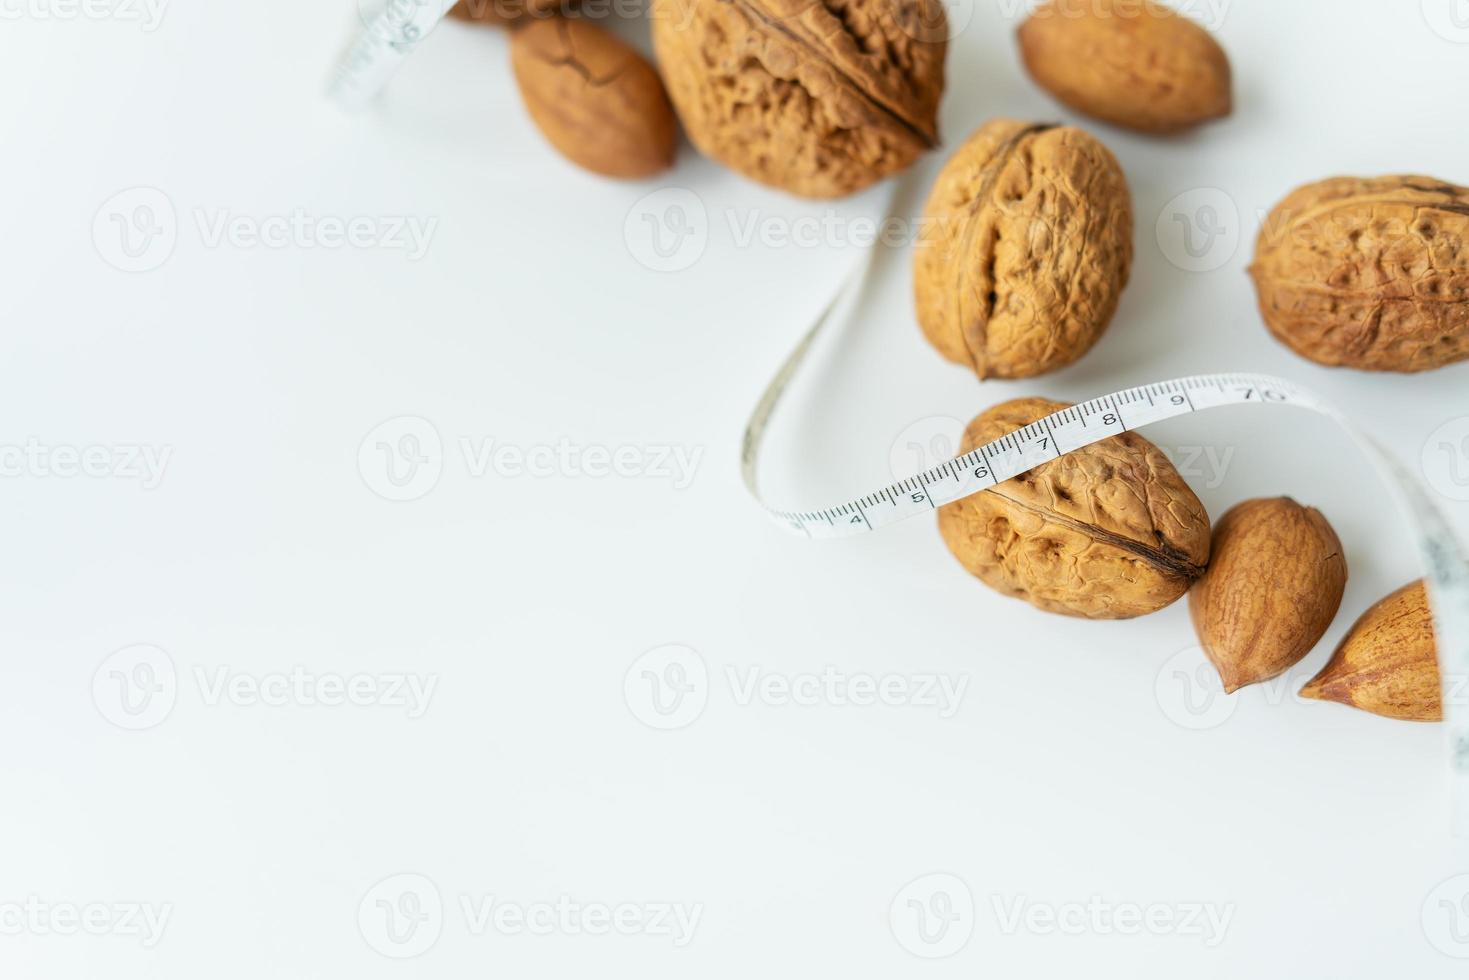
3, 0, 1469, 976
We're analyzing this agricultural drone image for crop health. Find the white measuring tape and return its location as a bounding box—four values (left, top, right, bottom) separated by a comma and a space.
330, 0, 455, 109
740, 184, 1469, 834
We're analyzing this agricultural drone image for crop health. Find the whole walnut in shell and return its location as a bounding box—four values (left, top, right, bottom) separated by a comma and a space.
1188, 498, 1346, 693
938, 397, 1210, 619
650, 0, 947, 198
914, 120, 1133, 380
1249, 176, 1469, 372
1300, 580, 1440, 721
1017, 0, 1231, 134
511, 18, 677, 179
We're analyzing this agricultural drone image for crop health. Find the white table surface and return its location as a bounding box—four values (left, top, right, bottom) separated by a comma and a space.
4, 0, 1469, 976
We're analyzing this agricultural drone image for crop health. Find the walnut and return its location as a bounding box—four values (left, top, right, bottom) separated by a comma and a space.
913, 120, 1133, 380
1188, 498, 1347, 693
1249, 175, 1469, 372
510, 18, 677, 179
1017, 0, 1231, 134
650, 0, 947, 199
937, 398, 1210, 619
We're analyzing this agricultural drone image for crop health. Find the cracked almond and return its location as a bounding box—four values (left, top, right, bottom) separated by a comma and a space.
1300, 580, 1441, 721
511, 18, 676, 179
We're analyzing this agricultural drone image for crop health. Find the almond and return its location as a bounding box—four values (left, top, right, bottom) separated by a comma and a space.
510, 18, 677, 179
1016, 0, 1231, 134
1188, 498, 1346, 693
1300, 580, 1441, 721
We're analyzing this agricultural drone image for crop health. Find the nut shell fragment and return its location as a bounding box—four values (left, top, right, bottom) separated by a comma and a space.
914, 120, 1133, 379
937, 397, 1210, 619
1300, 580, 1441, 722
1188, 498, 1346, 693
1249, 176, 1469, 372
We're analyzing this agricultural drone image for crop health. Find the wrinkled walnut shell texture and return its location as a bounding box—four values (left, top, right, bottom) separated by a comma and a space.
511, 18, 677, 179
1249, 176, 1469, 372
914, 120, 1133, 380
1017, 0, 1231, 133
938, 397, 1210, 619
652, 0, 947, 198
1301, 580, 1441, 722
1188, 497, 1346, 693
